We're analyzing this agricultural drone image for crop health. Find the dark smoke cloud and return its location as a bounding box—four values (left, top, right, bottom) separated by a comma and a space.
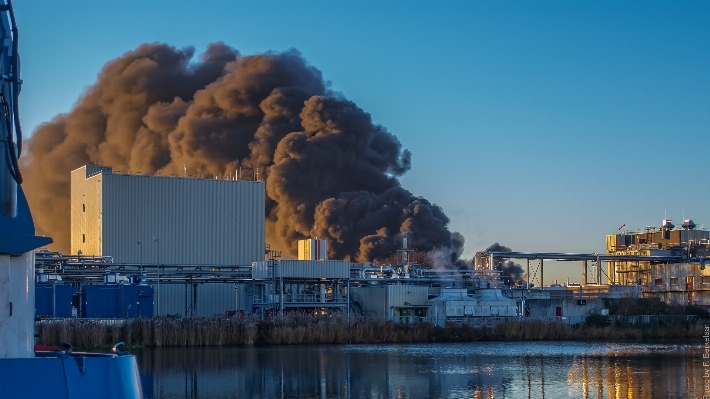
22, 43, 463, 265
485, 243, 525, 285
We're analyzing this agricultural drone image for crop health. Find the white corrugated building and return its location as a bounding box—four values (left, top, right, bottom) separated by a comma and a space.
427, 288, 518, 325
71, 165, 265, 266
349, 284, 430, 321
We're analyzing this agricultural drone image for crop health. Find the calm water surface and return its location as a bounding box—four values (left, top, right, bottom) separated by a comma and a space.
133, 341, 708, 399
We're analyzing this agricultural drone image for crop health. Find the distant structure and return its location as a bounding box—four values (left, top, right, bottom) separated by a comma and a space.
71, 165, 265, 266
298, 239, 328, 260
606, 219, 710, 305
57, 172, 710, 322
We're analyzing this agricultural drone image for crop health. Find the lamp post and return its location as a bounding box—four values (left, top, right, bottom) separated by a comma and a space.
153, 237, 160, 316
137, 240, 143, 273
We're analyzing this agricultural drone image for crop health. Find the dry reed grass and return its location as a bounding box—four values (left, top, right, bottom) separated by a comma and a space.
35, 315, 703, 349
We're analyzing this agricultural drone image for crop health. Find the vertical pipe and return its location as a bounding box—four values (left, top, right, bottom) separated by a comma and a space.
540, 259, 544, 288
0, 115, 17, 218
526, 259, 530, 288
279, 277, 284, 318
347, 278, 350, 322
52, 283, 56, 318
583, 260, 588, 286
158, 241, 160, 315
153, 237, 160, 315
598, 261, 603, 285
192, 283, 197, 317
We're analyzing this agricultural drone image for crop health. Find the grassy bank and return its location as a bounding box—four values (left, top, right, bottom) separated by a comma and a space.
36, 314, 706, 349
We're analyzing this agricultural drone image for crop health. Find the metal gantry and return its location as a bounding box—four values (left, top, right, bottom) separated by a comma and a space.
475, 250, 708, 286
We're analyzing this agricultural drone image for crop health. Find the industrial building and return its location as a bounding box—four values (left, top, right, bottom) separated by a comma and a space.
44, 184, 710, 324
251, 258, 351, 316
605, 219, 710, 305
474, 219, 710, 316
71, 165, 265, 265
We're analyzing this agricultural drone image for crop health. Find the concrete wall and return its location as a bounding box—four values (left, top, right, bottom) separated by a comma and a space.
71, 166, 106, 256
525, 298, 605, 324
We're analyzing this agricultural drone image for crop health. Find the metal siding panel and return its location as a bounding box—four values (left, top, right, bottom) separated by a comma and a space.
79, 170, 265, 265
252, 261, 268, 279
277, 260, 350, 279
387, 285, 404, 308
252, 260, 349, 279
155, 284, 186, 317
389, 285, 428, 306
196, 284, 237, 317
353, 286, 387, 318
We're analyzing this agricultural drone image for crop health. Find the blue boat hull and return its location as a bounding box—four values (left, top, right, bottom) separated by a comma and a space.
0, 352, 143, 398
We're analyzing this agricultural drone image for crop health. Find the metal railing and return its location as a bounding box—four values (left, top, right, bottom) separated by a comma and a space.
610, 315, 698, 324
252, 294, 347, 305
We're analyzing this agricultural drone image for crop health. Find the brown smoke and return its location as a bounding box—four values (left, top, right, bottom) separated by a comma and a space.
485, 243, 525, 285
22, 43, 463, 265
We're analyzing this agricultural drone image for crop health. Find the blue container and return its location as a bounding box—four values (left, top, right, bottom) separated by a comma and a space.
120, 285, 139, 318
35, 283, 74, 318
137, 286, 154, 318
82, 284, 154, 318
82, 285, 119, 318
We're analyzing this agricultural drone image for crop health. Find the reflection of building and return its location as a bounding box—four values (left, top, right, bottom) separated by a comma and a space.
138, 343, 707, 398
566, 346, 704, 398
606, 219, 710, 305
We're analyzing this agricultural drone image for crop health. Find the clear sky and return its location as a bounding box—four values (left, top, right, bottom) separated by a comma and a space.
14, 1, 710, 284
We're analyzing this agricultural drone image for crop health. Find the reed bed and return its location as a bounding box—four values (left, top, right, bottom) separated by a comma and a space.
35, 315, 704, 349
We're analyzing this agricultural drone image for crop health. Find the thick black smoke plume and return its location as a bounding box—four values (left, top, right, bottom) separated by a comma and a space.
485, 243, 525, 285
22, 43, 463, 265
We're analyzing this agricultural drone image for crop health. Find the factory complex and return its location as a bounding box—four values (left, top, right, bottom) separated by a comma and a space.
34, 166, 710, 324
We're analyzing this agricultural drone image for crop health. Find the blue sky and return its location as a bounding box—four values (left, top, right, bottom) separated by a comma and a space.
15, 1, 710, 284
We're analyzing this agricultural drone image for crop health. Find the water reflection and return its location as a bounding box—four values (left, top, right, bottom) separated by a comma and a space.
134, 342, 705, 399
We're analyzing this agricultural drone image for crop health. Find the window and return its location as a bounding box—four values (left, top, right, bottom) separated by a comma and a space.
654, 278, 663, 286
82, 234, 85, 243
82, 204, 85, 212
669, 277, 678, 285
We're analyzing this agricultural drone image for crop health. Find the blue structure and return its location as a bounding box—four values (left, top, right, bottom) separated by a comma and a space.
3, 349, 143, 399
0, 1, 143, 397
35, 283, 74, 318
82, 284, 154, 318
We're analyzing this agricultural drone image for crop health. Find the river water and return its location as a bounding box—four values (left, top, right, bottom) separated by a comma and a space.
133, 341, 708, 398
